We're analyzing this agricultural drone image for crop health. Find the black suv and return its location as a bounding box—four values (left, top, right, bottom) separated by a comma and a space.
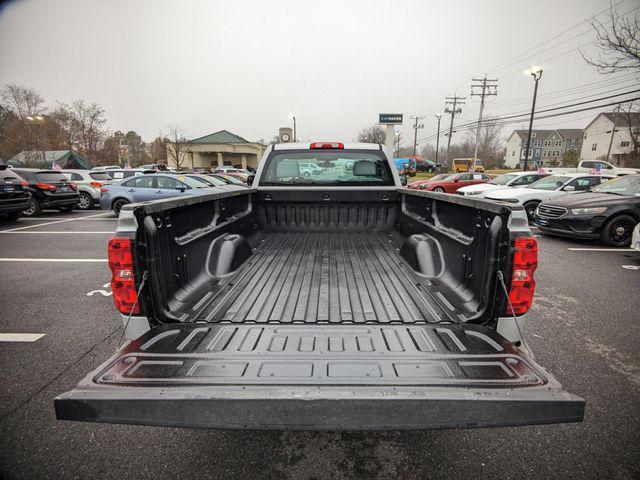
535, 174, 640, 246
12, 168, 79, 216
0, 166, 31, 221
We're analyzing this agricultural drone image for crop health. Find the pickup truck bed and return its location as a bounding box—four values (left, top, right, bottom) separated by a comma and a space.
56, 144, 585, 430
196, 231, 443, 323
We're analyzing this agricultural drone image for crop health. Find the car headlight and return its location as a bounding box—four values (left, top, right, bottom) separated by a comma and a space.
492, 198, 519, 203
465, 191, 482, 195
571, 207, 607, 215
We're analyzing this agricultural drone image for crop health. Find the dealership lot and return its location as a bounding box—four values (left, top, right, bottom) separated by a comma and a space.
0, 212, 639, 480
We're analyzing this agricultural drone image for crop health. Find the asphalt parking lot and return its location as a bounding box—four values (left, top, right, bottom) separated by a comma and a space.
0, 210, 639, 480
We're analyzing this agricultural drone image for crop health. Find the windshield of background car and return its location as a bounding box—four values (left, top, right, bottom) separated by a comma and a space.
35, 172, 68, 183
592, 175, 640, 196
171, 175, 209, 188
260, 150, 394, 186
489, 173, 517, 185
89, 172, 112, 181
442, 174, 460, 181
427, 174, 449, 182
529, 175, 571, 190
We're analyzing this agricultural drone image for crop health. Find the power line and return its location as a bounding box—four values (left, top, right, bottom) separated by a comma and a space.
417, 95, 640, 143
471, 76, 498, 160
409, 115, 425, 157
416, 88, 640, 143
444, 95, 465, 168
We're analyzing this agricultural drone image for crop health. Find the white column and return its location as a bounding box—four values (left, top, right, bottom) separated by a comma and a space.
384, 124, 395, 158
241, 154, 247, 169
216, 152, 223, 167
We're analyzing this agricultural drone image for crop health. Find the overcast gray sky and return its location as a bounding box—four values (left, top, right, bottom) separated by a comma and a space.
0, 0, 637, 147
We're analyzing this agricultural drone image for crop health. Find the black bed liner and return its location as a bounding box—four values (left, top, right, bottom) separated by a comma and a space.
194, 232, 448, 323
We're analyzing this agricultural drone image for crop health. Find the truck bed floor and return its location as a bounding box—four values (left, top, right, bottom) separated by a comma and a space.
195, 232, 447, 324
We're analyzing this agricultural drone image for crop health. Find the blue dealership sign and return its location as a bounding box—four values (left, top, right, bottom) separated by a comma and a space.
379, 113, 403, 125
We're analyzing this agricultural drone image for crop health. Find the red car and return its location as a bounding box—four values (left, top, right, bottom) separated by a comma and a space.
409, 172, 492, 193
407, 173, 450, 190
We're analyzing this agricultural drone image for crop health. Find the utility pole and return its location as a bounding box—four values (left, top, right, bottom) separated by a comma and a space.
471, 76, 498, 162
606, 104, 621, 161
396, 131, 401, 157
434, 114, 442, 166
410, 115, 425, 157
444, 95, 465, 170
523, 68, 543, 171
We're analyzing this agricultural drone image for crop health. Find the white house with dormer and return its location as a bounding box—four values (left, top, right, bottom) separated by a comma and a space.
581, 112, 640, 167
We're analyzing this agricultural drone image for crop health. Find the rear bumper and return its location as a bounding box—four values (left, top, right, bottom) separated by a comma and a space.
55, 384, 584, 431
0, 196, 31, 215
40, 195, 79, 209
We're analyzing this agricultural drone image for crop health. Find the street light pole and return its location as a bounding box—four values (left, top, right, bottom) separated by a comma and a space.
27, 115, 46, 168
291, 115, 297, 142
523, 68, 543, 171
434, 114, 442, 167
396, 131, 400, 157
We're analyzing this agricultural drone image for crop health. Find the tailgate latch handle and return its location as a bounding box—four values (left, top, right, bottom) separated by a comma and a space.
322, 194, 331, 201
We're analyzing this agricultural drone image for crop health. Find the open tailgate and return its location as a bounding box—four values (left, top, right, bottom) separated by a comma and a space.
55, 324, 584, 430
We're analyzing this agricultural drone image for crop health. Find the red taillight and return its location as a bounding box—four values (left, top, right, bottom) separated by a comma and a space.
69, 182, 77, 191
100, 187, 109, 193
108, 237, 140, 314
90, 181, 103, 187
507, 236, 538, 316
310, 142, 344, 149
36, 182, 56, 190
20, 181, 29, 187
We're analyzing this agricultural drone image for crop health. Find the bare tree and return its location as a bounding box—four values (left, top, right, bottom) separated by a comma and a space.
464, 116, 504, 167
63, 100, 106, 161
581, 3, 640, 74
165, 125, 193, 171
0, 84, 45, 117
617, 102, 640, 167
356, 125, 386, 144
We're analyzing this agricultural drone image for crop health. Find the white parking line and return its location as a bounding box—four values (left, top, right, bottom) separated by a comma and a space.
17, 217, 116, 221
0, 333, 46, 342
567, 248, 635, 252
0, 212, 111, 233
0, 258, 108, 262
0, 231, 113, 234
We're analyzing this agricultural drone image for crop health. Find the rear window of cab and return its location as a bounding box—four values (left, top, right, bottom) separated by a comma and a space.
260, 150, 394, 186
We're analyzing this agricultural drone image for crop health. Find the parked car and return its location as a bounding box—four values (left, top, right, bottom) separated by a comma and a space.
104, 168, 156, 181
205, 174, 248, 187
0, 165, 31, 221
534, 174, 640, 246
91, 165, 121, 171
184, 174, 246, 191
485, 173, 616, 221
11, 168, 79, 216
213, 167, 245, 175
213, 173, 249, 185
99, 174, 217, 216
415, 157, 436, 173
632, 222, 640, 252
61, 169, 113, 210
413, 172, 492, 193
457, 171, 549, 197
407, 173, 451, 189
544, 160, 639, 176
56, 140, 584, 431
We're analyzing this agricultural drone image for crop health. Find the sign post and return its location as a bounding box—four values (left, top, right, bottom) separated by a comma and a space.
379, 114, 403, 158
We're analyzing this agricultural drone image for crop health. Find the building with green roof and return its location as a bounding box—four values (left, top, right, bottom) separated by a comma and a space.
167, 130, 266, 170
